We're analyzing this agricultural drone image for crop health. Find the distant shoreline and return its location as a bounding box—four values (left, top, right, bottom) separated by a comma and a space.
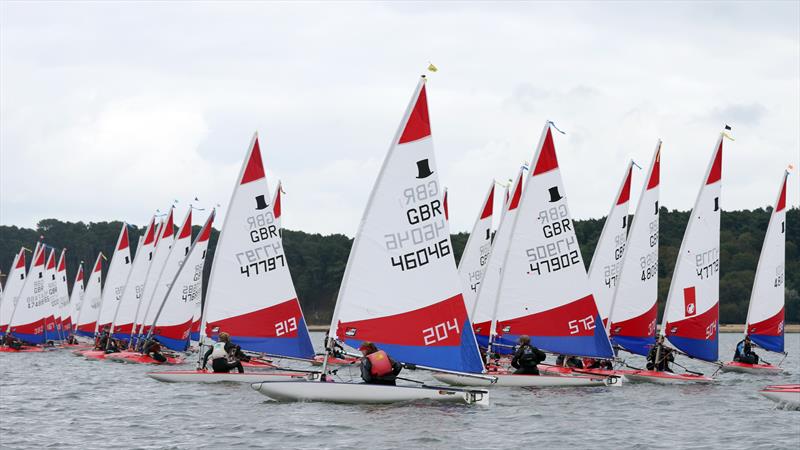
307, 324, 800, 333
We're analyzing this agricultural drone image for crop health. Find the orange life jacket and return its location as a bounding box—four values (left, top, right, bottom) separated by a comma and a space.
367, 350, 393, 376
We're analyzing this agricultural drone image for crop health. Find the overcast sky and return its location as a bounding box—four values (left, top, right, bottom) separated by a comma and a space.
2, 1, 798, 236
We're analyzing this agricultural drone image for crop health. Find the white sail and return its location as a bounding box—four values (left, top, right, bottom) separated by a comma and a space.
43, 249, 60, 340
662, 134, 724, 362
67, 261, 85, 334
458, 181, 495, 319
588, 161, 633, 325
133, 209, 176, 337
327, 77, 483, 372
201, 134, 314, 359
744, 170, 789, 353
471, 169, 524, 346
75, 253, 103, 337
110, 216, 157, 340
8, 244, 49, 343
493, 123, 614, 358
608, 142, 661, 356
0, 248, 27, 333
56, 250, 71, 334
95, 223, 132, 332
141, 209, 193, 335
150, 210, 215, 351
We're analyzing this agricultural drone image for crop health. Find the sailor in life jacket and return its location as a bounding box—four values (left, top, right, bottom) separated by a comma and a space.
733, 335, 760, 365
510, 335, 546, 375
201, 332, 245, 373
359, 341, 402, 385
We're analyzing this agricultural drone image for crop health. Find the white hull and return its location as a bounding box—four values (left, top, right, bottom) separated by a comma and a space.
760, 389, 800, 409
251, 381, 489, 405
147, 370, 311, 383
432, 372, 618, 388
720, 362, 782, 374
625, 371, 715, 385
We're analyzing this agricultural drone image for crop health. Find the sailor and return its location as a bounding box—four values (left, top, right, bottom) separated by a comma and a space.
359, 342, 402, 385
511, 335, 546, 375
95, 326, 111, 350
586, 358, 613, 370
733, 335, 760, 365
3, 333, 23, 350
555, 354, 583, 369
646, 335, 674, 372
201, 332, 244, 373
143, 337, 168, 363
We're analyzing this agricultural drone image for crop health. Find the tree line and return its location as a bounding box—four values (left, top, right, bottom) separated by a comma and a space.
0, 207, 797, 325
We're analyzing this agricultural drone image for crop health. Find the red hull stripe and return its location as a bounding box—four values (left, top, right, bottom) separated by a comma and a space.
532, 128, 558, 175
776, 176, 787, 212
205, 298, 304, 339
617, 166, 633, 205
610, 301, 658, 339
706, 142, 722, 185
241, 137, 266, 185
398, 84, 431, 144
648, 148, 661, 189
747, 308, 785, 337
496, 294, 601, 337
480, 186, 494, 219
666, 302, 719, 340
338, 294, 468, 347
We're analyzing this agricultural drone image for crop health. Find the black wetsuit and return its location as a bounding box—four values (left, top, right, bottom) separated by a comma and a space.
734, 339, 759, 364
360, 354, 402, 385
511, 344, 546, 375
143, 340, 167, 363
202, 342, 244, 373
646, 344, 674, 372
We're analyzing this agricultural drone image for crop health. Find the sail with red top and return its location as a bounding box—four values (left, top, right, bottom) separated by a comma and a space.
75, 253, 103, 337
7, 244, 49, 343
201, 134, 314, 359
95, 223, 133, 333
328, 77, 483, 372
492, 122, 614, 358
56, 249, 71, 335
68, 261, 85, 335
0, 248, 27, 336
150, 210, 215, 351
133, 210, 175, 339
662, 134, 725, 362
458, 181, 495, 318
43, 249, 61, 340
607, 142, 661, 355
744, 170, 789, 353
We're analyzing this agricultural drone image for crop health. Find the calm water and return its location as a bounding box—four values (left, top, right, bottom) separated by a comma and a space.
1, 332, 798, 449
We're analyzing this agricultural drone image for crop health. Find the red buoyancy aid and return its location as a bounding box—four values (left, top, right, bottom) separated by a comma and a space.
367, 350, 393, 377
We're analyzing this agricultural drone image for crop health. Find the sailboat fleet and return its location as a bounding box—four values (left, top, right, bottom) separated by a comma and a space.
0, 75, 794, 407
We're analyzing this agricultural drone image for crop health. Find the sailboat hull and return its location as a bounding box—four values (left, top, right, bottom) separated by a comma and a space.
105, 352, 183, 365
625, 370, 714, 384
432, 372, 617, 388
720, 361, 782, 374
759, 385, 800, 409
147, 370, 310, 383
0, 346, 45, 353
251, 380, 489, 405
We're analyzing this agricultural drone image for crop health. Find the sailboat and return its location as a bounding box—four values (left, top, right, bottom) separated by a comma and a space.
95, 223, 132, 333
626, 132, 726, 384
110, 216, 158, 343
149, 135, 315, 382
67, 261, 85, 340
74, 253, 104, 338
43, 249, 61, 341
471, 169, 524, 350
56, 250, 72, 338
458, 181, 495, 318
5, 243, 48, 350
252, 77, 490, 404
760, 384, 800, 409
721, 170, 789, 374
606, 143, 661, 356
434, 122, 617, 388
589, 161, 633, 329
0, 248, 27, 337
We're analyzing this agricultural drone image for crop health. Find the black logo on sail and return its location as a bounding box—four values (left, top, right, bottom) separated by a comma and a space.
548, 186, 563, 203
416, 159, 434, 179
254, 194, 269, 210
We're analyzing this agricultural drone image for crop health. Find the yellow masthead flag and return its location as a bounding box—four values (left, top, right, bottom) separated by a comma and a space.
427, 62, 438, 73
